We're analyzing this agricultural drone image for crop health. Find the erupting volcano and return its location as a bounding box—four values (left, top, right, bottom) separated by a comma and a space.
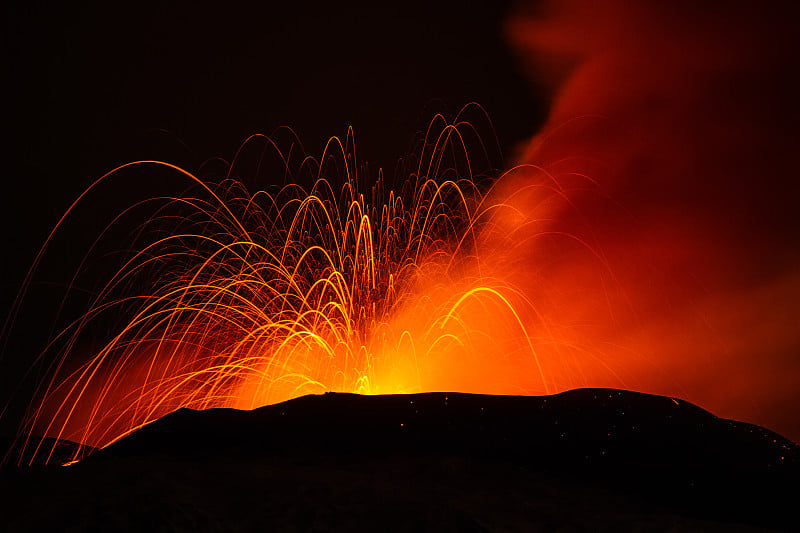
12, 113, 570, 462
1, 0, 799, 528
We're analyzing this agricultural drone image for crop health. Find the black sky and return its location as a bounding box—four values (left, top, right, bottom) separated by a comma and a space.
2, 0, 542, 286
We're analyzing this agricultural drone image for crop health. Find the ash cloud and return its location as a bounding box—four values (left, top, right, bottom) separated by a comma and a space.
503, 0, 800, 440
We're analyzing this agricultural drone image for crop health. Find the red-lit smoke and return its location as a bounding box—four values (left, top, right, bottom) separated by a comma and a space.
503, 0, 800, 440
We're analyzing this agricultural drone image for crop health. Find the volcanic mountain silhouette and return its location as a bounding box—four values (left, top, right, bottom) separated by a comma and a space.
2, 389, 798, 531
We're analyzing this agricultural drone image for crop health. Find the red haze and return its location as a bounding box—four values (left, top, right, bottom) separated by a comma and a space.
503, 0, 800, 440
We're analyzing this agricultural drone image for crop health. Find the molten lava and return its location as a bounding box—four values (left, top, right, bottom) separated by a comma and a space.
14, 114, 594, 464
6, 0, 799, 467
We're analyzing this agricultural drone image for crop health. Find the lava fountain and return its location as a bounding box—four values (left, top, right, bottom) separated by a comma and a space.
9, 110, 615, 465
5, 0, 799, 467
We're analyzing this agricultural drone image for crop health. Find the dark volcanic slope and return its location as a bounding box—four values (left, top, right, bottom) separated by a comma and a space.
2, 389, 798, 531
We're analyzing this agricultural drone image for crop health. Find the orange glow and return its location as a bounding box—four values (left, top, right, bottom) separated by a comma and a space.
504, 0, 800, 441
16, 113, 617, 465
9, 1, 799, 467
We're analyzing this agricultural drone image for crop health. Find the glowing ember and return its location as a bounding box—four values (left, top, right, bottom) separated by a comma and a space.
6, 0, 798, 468
14, 114, 601, 465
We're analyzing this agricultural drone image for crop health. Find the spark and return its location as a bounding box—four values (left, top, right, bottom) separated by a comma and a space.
10, 110, 576, 466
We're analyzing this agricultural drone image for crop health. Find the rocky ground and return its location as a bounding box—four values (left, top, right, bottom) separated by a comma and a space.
2, 389, 798, 531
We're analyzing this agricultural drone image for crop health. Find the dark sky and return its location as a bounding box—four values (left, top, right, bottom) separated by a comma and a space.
0, 0, 543, 432
1, 0, 541, 286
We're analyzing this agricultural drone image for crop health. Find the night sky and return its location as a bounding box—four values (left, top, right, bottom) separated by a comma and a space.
2, 0, 542, 284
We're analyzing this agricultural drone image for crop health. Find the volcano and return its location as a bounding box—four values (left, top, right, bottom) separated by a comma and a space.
2, 388, 797, 531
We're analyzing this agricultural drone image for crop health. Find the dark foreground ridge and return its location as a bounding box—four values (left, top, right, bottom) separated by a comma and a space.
2, 389, 798, 531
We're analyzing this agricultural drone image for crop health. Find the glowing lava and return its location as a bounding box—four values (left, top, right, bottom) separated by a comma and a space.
7, 0, 799, 467
12, 112, 602, 465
